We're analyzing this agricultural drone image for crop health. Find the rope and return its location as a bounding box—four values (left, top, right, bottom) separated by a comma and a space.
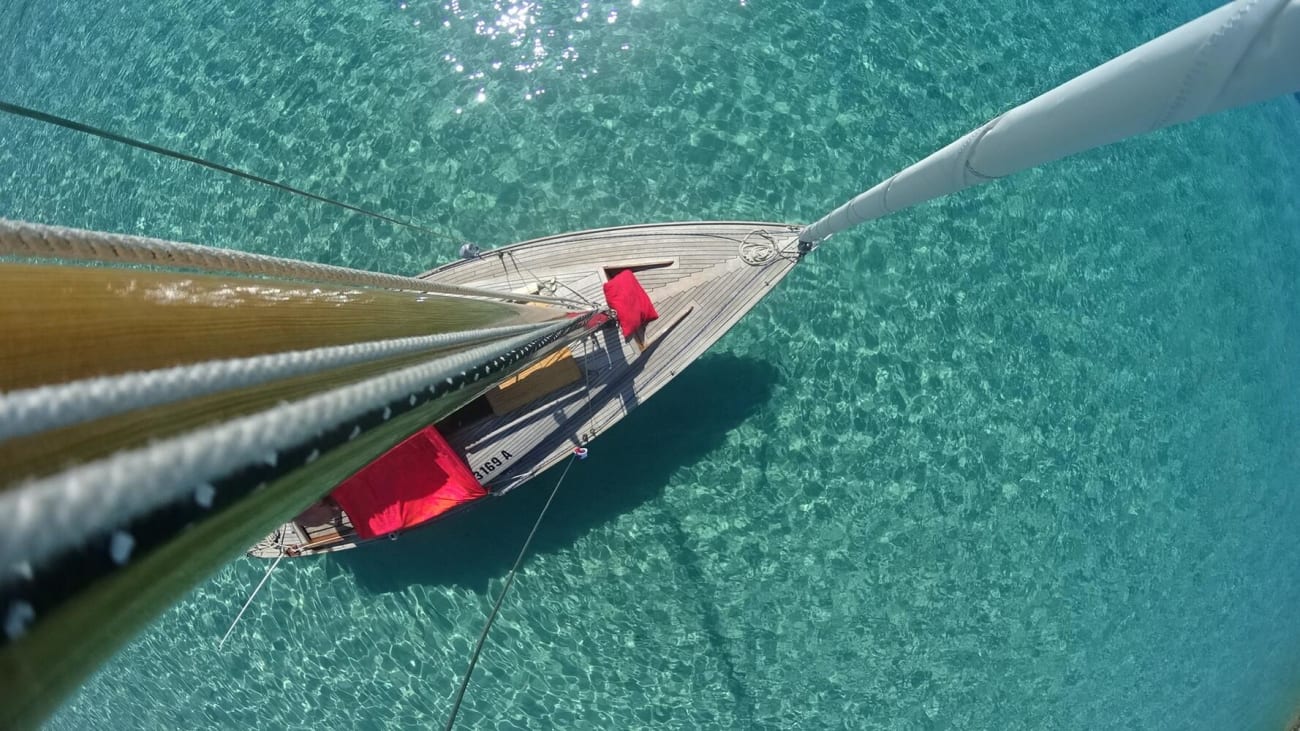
0, 322, 548, 442
508, 251, 601, 309
444, 454, 580, 731
498, 252, 517, 294
218, 553, 284, 649
0, 100, 443, 238
575, 330, 610, 445
0, 321, 579, 572
506, 252, 557, 297
581, 337, 596, 441
0, 219, 589, 308
738, 229, 801, 266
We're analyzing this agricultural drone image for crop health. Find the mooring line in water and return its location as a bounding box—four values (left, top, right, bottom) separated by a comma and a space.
218, 552, 284, 650
444, 452, 583, 730
0, 99, 445, 238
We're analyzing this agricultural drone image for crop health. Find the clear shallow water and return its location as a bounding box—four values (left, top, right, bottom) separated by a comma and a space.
2, 0, 1299, 728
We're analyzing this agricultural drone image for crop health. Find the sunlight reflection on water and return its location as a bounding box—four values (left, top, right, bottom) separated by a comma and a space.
403, 0, 650, 105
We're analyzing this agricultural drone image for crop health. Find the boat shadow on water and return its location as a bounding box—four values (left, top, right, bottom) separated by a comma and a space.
331, 352, 780, 594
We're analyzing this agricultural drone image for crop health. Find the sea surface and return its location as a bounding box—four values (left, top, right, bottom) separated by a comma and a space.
3, 0, 1300, 728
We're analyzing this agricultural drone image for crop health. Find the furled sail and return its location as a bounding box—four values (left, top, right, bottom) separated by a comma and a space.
800, 0, 1300, 243
0, 219, 602, 727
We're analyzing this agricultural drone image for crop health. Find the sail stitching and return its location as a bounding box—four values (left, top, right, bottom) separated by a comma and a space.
1152, 0, 1261, 132
962, 116, 1006, 183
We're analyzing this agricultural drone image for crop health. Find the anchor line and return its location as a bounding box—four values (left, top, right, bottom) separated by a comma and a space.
443, 453, 581, 730
218, 552, 284, 650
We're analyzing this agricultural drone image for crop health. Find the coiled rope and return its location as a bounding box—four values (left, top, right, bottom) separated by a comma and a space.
738, 229, 801, 266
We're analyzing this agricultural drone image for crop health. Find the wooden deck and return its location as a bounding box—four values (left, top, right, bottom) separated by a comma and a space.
249, 220, 802, 557
424, 221, 803, 495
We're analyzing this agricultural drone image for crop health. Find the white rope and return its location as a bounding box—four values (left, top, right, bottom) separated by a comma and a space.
738, 229, 799, 266
218, 553, 283, 650
0, 322, 550, 442
0, 218, 587, 308
0, 321, 577, 572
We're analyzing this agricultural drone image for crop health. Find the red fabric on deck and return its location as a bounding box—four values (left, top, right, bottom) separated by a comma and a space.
602, 270, 659, 337
330, 426, 486, 539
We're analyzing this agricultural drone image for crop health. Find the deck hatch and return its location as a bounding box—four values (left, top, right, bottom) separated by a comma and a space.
485, 347, 583, 415
602, 258, 677, 280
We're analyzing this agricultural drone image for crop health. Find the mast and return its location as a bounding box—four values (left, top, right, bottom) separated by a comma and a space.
0, 219, 603, 727
800, 0, 1300, 245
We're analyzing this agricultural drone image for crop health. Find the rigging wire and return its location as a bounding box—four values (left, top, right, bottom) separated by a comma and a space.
507, 250, 601, 309
218, 552, 284, 649
444, 453, 580, 731
0, 99, 444, 238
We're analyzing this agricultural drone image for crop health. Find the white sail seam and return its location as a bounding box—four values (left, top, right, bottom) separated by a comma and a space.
962, 116, 1006, 182
1155, 0, 1260, 131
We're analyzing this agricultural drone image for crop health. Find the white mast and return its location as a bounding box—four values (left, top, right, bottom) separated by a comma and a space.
800, 0, 1300, 245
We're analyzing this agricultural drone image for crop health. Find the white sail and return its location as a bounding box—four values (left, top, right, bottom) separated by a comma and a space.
800, 0, 1300, 244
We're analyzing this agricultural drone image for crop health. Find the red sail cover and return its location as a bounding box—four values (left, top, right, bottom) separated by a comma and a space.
602, 270, 659, 337
330, 426, 486, 539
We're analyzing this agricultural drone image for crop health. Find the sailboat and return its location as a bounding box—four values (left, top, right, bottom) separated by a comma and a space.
250, 0, 1300, 559
0, 0, 1296, 726
246, 220, 804, 558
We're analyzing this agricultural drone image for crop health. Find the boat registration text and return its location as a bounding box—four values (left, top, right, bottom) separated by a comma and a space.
472, 449, 514, 482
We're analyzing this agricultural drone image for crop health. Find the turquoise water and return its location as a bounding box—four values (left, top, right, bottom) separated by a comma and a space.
3, 0, 1300, 728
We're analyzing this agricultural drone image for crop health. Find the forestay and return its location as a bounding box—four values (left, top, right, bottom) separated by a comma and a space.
800, 0, 1300, 243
